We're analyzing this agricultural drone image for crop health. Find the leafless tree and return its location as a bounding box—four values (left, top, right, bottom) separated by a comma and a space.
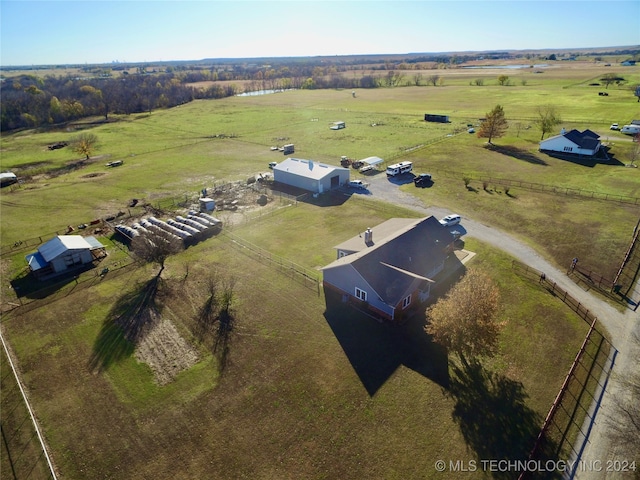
427, 74, 440, 86
131, 235, 182, 276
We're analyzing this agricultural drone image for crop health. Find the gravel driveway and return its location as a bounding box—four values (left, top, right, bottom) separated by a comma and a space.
362, 172, 639, 477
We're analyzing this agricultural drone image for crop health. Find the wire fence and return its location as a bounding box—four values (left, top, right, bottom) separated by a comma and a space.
410, 165, 640, 206
221, 230, 320, 294
512, 261, 616, 479
0, 333, 57, 480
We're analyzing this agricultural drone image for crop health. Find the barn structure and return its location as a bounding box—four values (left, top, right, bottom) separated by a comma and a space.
272, 158, 350, 194
539, 129, 601, 157
25, 235, 107, 280
322, 217, 456, 322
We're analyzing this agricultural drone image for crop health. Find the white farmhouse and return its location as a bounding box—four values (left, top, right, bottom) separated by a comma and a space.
539, 129, 601, 157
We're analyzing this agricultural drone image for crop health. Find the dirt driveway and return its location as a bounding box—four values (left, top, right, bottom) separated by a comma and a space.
362, 172, 639, 477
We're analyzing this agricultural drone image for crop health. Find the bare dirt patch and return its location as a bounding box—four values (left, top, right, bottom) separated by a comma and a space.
134, 318, 199, 385
81, 172, 106, 179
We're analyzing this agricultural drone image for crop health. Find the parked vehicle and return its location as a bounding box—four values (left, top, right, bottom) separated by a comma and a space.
621, 125, 640, 135
439, 214, 461, 227
348, 179, 369, 189
386, 161, 413, 176
283, 144, 295, 155
610, 123, 620, 130
330, 121, 346, 130
413, 173, 432, 187
268, 162, 278, 169
359, 165, 374, 173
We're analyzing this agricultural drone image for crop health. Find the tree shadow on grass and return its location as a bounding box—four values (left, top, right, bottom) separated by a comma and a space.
193, 280, 236, 375
323, 288, 449, 396
447, 358, 561, 479
487, 144, 549, 166
88, 276, 161, 373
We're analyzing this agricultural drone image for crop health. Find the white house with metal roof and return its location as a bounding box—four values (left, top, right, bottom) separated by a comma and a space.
539, 129, 601, 157
272, 158, 350, 194
25, 235, 107, 279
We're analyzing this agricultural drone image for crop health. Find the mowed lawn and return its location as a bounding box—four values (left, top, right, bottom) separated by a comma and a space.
1, 198, 591, 480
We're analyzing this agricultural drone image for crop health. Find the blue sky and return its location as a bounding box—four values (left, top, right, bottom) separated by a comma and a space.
1, 0, 639, 66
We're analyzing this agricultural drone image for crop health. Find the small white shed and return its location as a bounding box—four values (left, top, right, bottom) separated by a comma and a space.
199, 197, 216, 212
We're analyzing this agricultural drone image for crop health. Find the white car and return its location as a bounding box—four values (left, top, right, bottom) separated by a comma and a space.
439, 214, 461, 227
610, 123, 619, 130
348, 179, 369, 189
268, 162, 278, 169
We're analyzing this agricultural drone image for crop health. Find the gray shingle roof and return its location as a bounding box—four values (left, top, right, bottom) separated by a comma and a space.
325, 216, 455, 305
563, 129, 600, 150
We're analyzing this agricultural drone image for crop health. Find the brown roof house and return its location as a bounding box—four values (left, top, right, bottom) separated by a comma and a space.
322, 217, 456, 322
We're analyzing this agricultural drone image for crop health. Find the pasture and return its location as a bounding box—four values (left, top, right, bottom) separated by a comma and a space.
1, 201, 593, 479
1, 61, 639, 478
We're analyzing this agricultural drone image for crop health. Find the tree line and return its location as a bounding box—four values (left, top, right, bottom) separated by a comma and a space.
1, 68, 396, 131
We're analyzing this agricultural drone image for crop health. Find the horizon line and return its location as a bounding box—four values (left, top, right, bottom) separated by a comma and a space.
1, 45, 638, 69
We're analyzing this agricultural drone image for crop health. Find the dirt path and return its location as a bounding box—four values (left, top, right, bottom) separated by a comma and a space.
363, 174, 639, 475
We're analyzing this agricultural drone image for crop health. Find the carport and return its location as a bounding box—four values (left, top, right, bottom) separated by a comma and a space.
360, 156, 384, 167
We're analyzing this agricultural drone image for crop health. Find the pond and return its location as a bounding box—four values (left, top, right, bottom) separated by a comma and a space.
236, 88, 295, 97
461, 64, 550, 69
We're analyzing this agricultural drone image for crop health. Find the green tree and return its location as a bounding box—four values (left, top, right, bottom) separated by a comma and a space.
497, 75, 509, 86
425, 269, 503, 360
534, 105, 562, 140
477, 104, 508, 145
70, 132, 99, 160
601, 73, 625, 89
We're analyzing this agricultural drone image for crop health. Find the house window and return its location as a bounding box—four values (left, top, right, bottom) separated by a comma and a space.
563, 146, 573, 152
355, 287, 367, 302
402, 294, 412, 309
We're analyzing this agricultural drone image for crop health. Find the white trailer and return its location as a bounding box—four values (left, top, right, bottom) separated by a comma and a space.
386, 161, 413, 176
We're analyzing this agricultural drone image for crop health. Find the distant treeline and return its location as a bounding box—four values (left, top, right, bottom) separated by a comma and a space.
0, 67, 383, 131
3, 47, 639, 131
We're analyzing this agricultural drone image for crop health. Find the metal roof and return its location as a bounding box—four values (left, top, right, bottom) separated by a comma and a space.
25, 252, 48, 271
360, 156, 384, 166
37, 235, 104, 262
273, 158, 349, 180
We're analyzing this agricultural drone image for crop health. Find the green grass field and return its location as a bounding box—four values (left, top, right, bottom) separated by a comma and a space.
1, 61, 637, 479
